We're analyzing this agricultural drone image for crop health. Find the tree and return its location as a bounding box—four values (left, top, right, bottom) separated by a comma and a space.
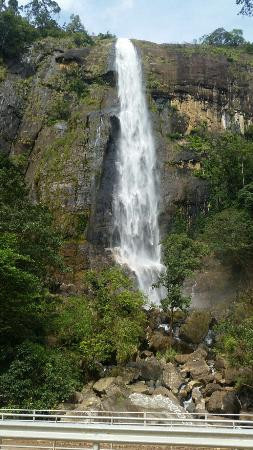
0, 0, 6, 12
97, 31, 116, 40
203, 207, 253, 270
8, 0, 18, 13
215, 290, 253, 386
65, 13, 92, 46
238, 182, 253, 211
236, 0, 253, 15
200, 28, 245, 47
0, 9, 36, 59
156, 233, 208, 341
55, 268, 146, 367
0, 155, 62, 352
65, 14, 86, 33
24, 0, 61, 32
190, 133, 253, 211
0, 341, 81, 408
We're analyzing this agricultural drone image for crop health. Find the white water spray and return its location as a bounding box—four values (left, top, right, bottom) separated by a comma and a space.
113, 38, 164, 303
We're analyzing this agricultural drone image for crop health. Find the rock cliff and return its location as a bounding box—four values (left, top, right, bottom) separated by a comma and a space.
1, 37, 253, 303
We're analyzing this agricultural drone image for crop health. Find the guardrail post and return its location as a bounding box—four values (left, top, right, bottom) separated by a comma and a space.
93, 444, 100, 450
144, 412, 147, 426
33, 410, 36, 422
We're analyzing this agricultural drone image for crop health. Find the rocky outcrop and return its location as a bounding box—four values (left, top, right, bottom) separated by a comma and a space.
1, 38, 253, 301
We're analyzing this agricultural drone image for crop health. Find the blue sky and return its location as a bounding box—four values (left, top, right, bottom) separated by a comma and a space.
55, 0, 253, 43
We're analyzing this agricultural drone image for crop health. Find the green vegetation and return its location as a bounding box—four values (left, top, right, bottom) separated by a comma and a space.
0, 155, 62, 350
0, 342, 81, 408
215, 290, 253, 386
55, 269, 146, 368
155, 233, 208, 339
171, 128, 253, 382
156, 348, 178, 363
200, 28, 246, 47
0, 0, 95, 60
0, 156, 147, 407
181, 132, 253, 273
0, 9, 37, 58
80, 269, 146, 366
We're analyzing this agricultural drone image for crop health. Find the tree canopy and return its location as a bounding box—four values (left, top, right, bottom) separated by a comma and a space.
200, 28, 245, 47
236, 0, 253, 15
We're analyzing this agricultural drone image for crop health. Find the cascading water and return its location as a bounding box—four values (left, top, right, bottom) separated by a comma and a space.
112, 38, 164, 303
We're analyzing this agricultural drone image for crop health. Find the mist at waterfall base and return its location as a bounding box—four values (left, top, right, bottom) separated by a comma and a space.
112, 38, 165, 304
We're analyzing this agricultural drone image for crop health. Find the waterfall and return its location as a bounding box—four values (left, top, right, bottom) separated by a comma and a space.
112, 38, 164, 303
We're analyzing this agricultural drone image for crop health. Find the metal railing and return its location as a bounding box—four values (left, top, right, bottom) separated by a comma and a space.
1, 409, 253, 428
1, 409, 253, 449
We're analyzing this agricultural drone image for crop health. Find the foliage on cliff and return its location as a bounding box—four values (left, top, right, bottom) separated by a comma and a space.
55, 269, 146, 367
0, 155, 62, 350
156, 233, 208, 333
180, 131, 253, 273
200, 28, 246, 47
171, 129, 253, 380
0, 0, 92, 59
0, 156, 146, 408
215, 290, 253, 387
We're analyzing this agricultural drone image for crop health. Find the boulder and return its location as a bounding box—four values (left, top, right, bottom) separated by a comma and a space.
224, 366, 240, 385
133, 356, 162, 381
69, 391, 83, 404
207, 390, 240, 415
149, 331, 172, 352
181, 349, 210, 381
162, 362, 184, 394
93, 377, 116, 395
215, 356, 227, 371
140, 350, 154, 359
129, 393, 185, 414
115, 367, 141, 385
195, 398, 206, 415
203, 383, 223, 397
55, 48, 90, 64
66, 385, 102, 413
179, 311, 212, 345
175, 354, 191, 365
192, 387, 203, 403
187, 380, 202, 391
129, 382, 150, 395
152, 386, 173, 397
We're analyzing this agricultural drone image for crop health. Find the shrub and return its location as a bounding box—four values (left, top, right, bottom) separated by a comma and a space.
55, 268, 146, 368
0, 341, 81, 408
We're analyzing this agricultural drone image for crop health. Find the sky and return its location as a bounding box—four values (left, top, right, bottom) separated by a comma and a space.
54, 0, 253, 43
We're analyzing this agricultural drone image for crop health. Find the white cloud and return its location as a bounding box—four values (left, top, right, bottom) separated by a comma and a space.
104, 0, 136, 21
57, 0, 89, 12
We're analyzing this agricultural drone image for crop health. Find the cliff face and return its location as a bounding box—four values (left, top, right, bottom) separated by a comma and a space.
1, 38, 253, 301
